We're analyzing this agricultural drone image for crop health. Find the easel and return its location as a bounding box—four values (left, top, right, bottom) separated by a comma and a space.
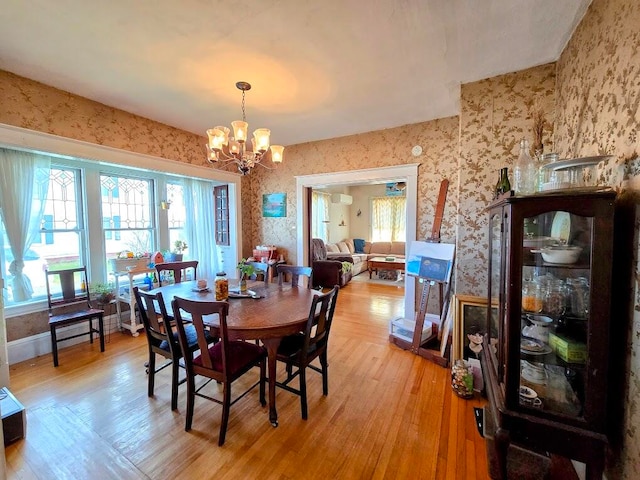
388, 179, 452, 367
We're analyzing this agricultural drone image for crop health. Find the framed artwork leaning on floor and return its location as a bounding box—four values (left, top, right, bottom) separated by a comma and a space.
453, 294, 498, 362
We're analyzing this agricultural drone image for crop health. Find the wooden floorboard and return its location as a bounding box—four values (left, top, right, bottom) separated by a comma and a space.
5, 278, 490, 480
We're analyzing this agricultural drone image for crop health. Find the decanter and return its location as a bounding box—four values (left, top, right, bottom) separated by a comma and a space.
513, 139, 536, 195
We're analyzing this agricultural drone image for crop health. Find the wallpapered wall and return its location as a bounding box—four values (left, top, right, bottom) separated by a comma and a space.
555, 0, 640, 477
457, 63, 556, 296
0, 70, 207, 164
247, 117, 461, 267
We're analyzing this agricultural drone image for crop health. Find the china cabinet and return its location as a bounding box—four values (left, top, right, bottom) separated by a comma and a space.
481, 190, 620, 480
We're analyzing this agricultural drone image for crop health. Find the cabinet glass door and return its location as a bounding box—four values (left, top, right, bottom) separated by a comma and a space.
488, 210, 503, 376
519, 210, 592, 419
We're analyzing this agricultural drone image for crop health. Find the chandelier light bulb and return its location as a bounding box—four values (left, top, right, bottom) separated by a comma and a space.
270, 145, 284, 163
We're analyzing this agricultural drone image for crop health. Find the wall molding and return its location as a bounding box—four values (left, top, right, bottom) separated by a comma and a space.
7, 314, 121, 365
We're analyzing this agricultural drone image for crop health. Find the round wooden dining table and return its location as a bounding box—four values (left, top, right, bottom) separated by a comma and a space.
148, 279, 319, 426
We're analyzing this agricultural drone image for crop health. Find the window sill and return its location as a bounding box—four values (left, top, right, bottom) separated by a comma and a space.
4, 300, 49, 319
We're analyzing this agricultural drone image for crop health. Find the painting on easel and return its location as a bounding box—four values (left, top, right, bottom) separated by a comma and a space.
406, 241, 455, 282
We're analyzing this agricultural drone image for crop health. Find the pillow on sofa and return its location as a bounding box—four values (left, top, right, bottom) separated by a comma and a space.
344, 239, 355, 254
370, 242, 392, 255
337, 241, 351, 254
325, 243, 340, 253
353, 238, 366, 253
390, 242, 405, 256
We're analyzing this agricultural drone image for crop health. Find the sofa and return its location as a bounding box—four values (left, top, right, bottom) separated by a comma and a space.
324, 239, 406, 276
310, 238, 353, 288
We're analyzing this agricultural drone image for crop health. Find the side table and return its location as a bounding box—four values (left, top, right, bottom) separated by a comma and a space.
111, 267, 155, 336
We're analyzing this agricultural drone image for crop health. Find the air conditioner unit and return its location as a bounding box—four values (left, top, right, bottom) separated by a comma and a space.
330, 194, 353, 205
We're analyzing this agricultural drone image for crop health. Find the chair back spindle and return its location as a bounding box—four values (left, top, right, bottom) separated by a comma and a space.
155, 260, 199, 286
277, 265, 313, 288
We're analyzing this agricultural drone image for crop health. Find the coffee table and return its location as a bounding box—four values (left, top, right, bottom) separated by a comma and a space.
368, 256, 406, 279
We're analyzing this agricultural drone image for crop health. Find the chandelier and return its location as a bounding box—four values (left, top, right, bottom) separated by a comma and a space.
206, 81, 284, 175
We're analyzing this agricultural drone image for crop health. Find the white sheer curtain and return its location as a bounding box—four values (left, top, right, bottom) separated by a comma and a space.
311, 191, 331, 241
183, 178, 220, 279
0, 148, 50, 300
371, 196, 406, 242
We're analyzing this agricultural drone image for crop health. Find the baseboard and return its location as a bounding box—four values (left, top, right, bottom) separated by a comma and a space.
7, 314, 120, 365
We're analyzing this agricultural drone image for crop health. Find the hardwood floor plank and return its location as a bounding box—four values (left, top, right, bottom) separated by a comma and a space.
5, 278, 489, 480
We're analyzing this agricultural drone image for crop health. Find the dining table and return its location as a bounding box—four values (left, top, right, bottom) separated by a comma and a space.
147, 279, 319, 426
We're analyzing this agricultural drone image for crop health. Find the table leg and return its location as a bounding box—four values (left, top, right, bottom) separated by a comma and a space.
260, 337, 282, 427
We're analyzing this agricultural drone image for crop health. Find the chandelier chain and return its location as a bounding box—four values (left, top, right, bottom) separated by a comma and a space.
241, 90, 246, 122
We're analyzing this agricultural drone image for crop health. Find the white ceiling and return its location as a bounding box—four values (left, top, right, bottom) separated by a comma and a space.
0, 0, 590, 147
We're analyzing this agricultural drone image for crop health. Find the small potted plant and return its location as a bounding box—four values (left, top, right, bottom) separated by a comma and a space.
172, 240, 188, 261
90, 282, 115, 305
237, 258, 256, 293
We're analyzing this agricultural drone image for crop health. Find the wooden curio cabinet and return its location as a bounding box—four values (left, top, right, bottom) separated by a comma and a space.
481, 190, 620, 480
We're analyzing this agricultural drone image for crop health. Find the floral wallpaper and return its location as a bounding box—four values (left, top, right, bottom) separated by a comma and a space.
555, 0, 640, 477
0, 70, 207, 165
457, 64, 556, 296
247, 117, 461, 266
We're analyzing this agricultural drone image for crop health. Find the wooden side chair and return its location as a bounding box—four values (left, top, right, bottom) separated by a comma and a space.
134, 287, 215, 411
171, 296, 267, 446
276, 265, 313, 288
45, 266, 105, 367
246, 261, 270, 285
155, 260, 199, 286
276, 285, 339, 419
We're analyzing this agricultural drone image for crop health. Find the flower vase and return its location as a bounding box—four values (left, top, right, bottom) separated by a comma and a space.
240, 278, 248, 293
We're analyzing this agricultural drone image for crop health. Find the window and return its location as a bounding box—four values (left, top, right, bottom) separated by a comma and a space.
371, 196, 406, 242
311, 191, 331, 242
1, 167, 83, 304
167, 182, 186, 248
101, 174, 154, 259
214, 185, 230, 246
0, 140, 234, 312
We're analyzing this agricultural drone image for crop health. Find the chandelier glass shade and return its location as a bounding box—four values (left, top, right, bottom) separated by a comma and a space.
206, 81, 284, 175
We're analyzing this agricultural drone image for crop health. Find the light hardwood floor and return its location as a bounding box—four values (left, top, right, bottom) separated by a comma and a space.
5, 278, 489, 480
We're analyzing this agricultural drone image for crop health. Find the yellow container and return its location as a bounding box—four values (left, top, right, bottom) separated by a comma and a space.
549, 332, 586, 364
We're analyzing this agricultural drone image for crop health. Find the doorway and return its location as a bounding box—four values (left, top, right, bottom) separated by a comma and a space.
295, 164, 419, 319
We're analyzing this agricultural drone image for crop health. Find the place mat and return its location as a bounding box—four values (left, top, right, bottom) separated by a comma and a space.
228, 290, 262, 299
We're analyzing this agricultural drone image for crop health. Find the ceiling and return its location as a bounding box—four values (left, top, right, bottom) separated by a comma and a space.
0, 0, 591, 147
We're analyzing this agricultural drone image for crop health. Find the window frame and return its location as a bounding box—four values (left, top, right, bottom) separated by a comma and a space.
214, 184, 230, 246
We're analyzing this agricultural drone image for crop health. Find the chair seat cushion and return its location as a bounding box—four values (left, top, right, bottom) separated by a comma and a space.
194, 341, 266, 375
277, 333, 319, 359
277, 333, 304, 357
49, 308, 103, 326
159, 324, 213, 352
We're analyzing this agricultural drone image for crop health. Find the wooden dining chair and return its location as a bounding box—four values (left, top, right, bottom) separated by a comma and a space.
246, 261, 270, 285
276, 285, 339, 419
171, 296, 267, 446
155, 260, 199, 286
276, 264, 313, 288
45, 266, 105, 367
134, 287, 216, 411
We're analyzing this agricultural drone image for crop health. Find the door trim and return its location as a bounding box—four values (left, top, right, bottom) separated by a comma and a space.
295, 163, 420, 319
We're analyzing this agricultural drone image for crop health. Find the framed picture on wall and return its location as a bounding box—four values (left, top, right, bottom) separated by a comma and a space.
262, 193, 286, 217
